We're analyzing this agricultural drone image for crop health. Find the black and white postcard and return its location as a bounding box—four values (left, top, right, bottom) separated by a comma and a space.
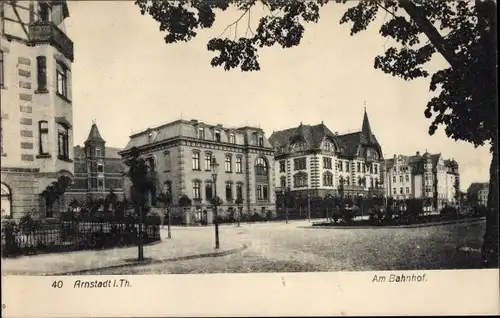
1, 0, 499, 316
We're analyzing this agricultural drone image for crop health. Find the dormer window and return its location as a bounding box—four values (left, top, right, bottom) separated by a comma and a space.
214, 130, 221, 142
229, 133, 236, 144
197, 127, 205, 140
258, 135, 264, 147
95, 147, 101, 157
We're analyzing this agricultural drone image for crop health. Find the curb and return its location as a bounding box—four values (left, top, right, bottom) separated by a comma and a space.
50, 244, 248, 276
306, 217, 485, 230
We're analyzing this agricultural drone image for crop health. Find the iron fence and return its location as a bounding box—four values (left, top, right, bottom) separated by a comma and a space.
1, 220, 161, 258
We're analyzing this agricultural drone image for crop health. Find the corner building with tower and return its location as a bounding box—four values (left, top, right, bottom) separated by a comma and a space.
269, 109, 385, 200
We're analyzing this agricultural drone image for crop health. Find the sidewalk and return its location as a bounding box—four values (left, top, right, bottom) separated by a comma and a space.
1, 229, 246, 276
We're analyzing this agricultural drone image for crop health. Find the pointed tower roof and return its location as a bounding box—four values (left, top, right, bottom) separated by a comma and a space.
361, 107, 377, 145
85, 122, 105, 144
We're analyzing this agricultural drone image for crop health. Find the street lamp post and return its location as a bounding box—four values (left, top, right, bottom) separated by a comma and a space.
211, 157, 220, 249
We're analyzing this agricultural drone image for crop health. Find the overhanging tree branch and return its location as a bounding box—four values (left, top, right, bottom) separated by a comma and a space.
397, 0, 460, 69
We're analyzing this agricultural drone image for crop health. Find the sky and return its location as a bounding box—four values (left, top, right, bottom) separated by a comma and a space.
64, 1, 491, 191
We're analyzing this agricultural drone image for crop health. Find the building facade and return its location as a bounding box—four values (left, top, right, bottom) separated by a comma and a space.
119, 119, 276, 225
466, 182, 489, 207
269, 109, 384, 200
383, 151, 460, 210
66, 123, 126, 202
1, 1, 74, 219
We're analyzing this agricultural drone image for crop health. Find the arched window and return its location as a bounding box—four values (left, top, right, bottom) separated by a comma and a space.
38, 121, 49, 155
192, 180, 201, 199
163, 180, 172, 194
236, 182, 243, 199
255, 157, 268, 176
163, 151, 171, 171
1, 183, 12, 218
57, 123, 69, 159
192, 151, 200, 170
205, 181, 213, 201
204, 152, 212, 171
225, 182, 233, 201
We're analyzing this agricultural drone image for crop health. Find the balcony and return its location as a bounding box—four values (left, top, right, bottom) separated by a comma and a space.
29, 22, 74, 62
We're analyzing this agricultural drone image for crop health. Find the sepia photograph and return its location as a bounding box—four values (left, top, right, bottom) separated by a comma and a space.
0, 0, 498, 316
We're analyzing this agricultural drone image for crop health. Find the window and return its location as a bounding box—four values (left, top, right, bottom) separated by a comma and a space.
225, 182, 233, 201
346, 161, 350, 172
57, 124, 69, 159
405, 174, 409, 182
357, 162, 361, 173
323, 157, 332, 169
236, 156, 243, 173
236, 183, 243, 199
36, 56, 47, 91
214, 130, 221, 142
258, 135, 264, 147
255, 157, 268, 176
225, 155, 232, 173
346, 176, 350, 186
393, 176, 396, 183
56, 62, 68, 99
98, 178, 104, 191
197, 127, 205, 139
192, 151, 200, 170
405, 187, 410, 194
393, 188, 397, 195
362, 164, 366, 173
400, 187, 403, 194
38, 121, 49, 155
204, 153, 212, 171
280, 176, 286, 188
192, 180, 201, 199
294, 158, 306, 170
399, 176, 403, 182
257, 185, 268, 200
87, 162, 91, 173
164, 152, 171, 171
163, 181, 172, 194
0, 51, 4, 88
374, 164, 378, 174
205, 181, 213, 200
323, 172, 333, 187
338, 161, 343, 172
95, 147, 101, 157
279, 160, 286, 173
293, 172, 308, 188
323, 141, 334, 151
97, 163, 104, 173
229, 133, 236, 144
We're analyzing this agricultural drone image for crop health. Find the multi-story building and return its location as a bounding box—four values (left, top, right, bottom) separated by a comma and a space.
66, 122, 126, 202
467, 182, 489, 207
269, 109, 384, 200
1, 1, 74, 219
119, 119, 276, 225
383, 151, 460, 210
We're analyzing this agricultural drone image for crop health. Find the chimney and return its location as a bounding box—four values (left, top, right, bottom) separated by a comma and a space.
334, 131, 339, 136
416, 151, 420, 156
393, 154, 397, 159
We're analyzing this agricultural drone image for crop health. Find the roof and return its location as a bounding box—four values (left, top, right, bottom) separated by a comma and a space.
467, 182, 488, 195
270, 109, 383, 158
73, 146, 123, 159
85, 123, 105, 143
269, 123, 337, 150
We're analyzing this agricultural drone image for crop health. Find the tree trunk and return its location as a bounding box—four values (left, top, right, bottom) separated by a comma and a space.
138, 205, 144, 261
483, 138, 499, 267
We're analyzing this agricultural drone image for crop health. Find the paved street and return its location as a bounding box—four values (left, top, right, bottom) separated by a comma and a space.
88, 219, 486, 275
